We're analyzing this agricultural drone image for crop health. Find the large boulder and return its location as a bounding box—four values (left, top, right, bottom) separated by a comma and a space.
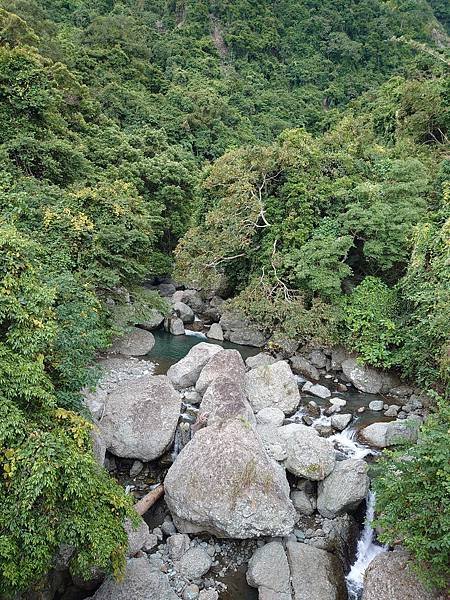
363, 550, 442, 600
108, 327, 155, 356
196, 349, 246, 395
290, 355, 320, 382
173, 301, 195, 324
84, 357, 154, 419
317, 459, 369, 518
279, 424, 336, 480
137, 308, 165, 331
167, 343, 223, 389
164, 419, 296, 538
199, 376, 255, 428
360, 418, 420, 448
220, 312, 267, 347
342, 358, 399, 394
178, 289, 206, 313
245, 361, 301, 414
207, 323, 224, 341
99, 375, 181, 461
286, 542, 347, 600
90, 557, 177, 600
246, 353, 277, 369
247, 541, 292, 600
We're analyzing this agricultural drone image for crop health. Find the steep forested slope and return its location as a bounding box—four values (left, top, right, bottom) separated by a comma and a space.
0, 0, 448, 596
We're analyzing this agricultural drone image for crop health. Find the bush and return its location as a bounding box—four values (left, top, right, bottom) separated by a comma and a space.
374, 398, 450, 590
343, 276, 400, 367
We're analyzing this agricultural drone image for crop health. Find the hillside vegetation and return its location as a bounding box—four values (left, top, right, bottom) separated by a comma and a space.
0, 0, 448, 596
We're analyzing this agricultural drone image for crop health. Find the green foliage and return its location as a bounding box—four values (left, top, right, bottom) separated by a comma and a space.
374, 398, 450, 590
0, 225, 134, 596
343, 277, 399, 367
0, 0, 448, 595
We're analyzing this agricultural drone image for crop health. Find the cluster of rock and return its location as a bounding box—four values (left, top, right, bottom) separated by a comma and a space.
79, 281, 433, 600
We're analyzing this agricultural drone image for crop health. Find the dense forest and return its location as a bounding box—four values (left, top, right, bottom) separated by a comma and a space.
0, 0, 448, 597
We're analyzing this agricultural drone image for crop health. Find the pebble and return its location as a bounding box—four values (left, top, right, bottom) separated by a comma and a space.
330, 397, 347, 407
183, 584, 200, 600
161, 520, 177, 536
368, 400, 384, 411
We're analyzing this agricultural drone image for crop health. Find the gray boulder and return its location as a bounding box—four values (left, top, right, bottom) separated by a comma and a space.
331, 346, 350, 371
169, 316, 185, 335
99, 375, 181, 461
290, 355, 320, 382
196, 349, 246, 395
199, 376, 255, 428
177, 547, 212, 579
179, 289, 206, 313
220, 312, 267, 347
317, 459, 369, 518
90, 557, 177, 600
84, 357, 154, 419
331, 414, 352, 431
257, 424, 288, 462
309, 349, 327, 369
167, 533, 191, 561
291, 487, 316, 516
360, 419, 420, 448
246, 353, 277, 369
302, 381, 332, 399
167, 343, 223, 389
286, 542, 347, 600
91, 427, 106, 466
279, 424, 336, 480
173, 301, 195, 324
245, 361, 301, 414
138, 308, 165, 331
207, 323, 224, 341
159, 283, 177, 297
108, 327, 155, 356
124, 518, 152, 557
247, 541, 292, 600
363, 550, 442, 600
164, 419, 296, 538
369, 400, 384, 411
342, 358, 399, 394
256, 407, 285, 427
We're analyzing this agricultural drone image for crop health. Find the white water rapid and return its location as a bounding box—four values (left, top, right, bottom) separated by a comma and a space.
346, 491, 386, 599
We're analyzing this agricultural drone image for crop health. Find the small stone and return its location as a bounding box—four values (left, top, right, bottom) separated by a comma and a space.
161, 520, 177, 536
183, 584, 200, 600
198, 590, 219, 600
369, 400, 384, 411
256, 407, 285, 427
357, 407, 365, 413
330, 397, 347, 407
178, 547, 213, 580
302, 415, 314, 426
331, 413, 352, 431
184, 390, 201, 405
384, 404, 399, 417
306, 401, 321, 418
302, 382, 331, 399
130, 460, 144, 478
153, 527, 163, 540
143, 534, 158, 552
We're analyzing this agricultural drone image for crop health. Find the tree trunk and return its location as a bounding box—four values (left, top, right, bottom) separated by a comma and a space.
134, 484, 164, 516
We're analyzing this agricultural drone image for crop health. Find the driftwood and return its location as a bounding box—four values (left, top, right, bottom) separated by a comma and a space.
134, 484, 164, 516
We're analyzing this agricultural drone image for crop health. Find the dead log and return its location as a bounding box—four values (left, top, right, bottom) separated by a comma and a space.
134, 484, 164, 516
